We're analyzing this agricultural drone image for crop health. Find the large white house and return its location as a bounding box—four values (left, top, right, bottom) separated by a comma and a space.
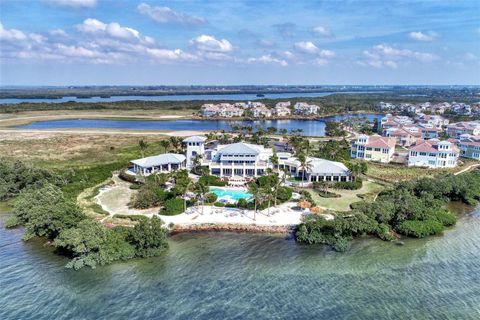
130, 136, 352, 182
130, 154, 186, 175
408, 139, 459, 168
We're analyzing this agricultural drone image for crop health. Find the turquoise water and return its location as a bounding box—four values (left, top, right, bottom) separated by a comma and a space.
15, 113, 383, 137
210, 187, 252, 201
1, 204, 480, 319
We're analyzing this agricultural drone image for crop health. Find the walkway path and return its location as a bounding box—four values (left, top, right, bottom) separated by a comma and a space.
454, 163, 480, 176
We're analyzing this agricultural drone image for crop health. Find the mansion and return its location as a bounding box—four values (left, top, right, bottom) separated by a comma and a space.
129, 136, 352, 183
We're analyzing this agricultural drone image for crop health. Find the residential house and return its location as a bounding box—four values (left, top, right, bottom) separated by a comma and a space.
384, 126, 422, 147
129, 154, 186, 176
449, 135, 480, 160
351, 134, 396, 163
201, 104, 220, 117
294, 102, 320, 115
408, 139, 459, 168
252, 106, 272, 118
446, 121, 480, 138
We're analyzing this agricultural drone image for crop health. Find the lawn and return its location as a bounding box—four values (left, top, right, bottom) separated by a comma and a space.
364, 159, 478, 182
306, 180, 384, 211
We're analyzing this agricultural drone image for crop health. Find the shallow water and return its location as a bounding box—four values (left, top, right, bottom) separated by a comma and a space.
1, 206, 479, 320
16, 113, 382, 137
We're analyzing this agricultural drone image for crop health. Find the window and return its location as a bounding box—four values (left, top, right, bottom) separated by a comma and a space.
366, 147, 372, 151
374, 148, 381, 152
420, 152, 427, 156
382, 148, 389, 154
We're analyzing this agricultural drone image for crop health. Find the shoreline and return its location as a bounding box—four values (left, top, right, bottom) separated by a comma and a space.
168, 223, 294, 235
0, 110, 383, 129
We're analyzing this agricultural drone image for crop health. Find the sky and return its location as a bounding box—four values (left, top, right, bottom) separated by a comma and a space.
0, 0, 479, 86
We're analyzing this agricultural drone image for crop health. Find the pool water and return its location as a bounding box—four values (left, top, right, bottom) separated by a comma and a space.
210, 187, 252, 201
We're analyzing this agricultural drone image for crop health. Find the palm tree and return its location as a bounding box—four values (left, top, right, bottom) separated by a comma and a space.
160, 140, 170, 153
138, 139, 148, 158
248, 182, 266, 221
297, 153, 313, 185
194, 181, 208, 215
191, 154, 202, 174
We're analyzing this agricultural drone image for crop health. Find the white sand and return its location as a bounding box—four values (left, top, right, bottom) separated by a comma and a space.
95, 176, 318, 227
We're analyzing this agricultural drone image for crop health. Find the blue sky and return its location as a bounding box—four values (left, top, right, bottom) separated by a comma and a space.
0, 0, 479, 85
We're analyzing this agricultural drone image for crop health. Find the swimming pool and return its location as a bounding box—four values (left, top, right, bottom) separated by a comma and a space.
209, 187, 252, 202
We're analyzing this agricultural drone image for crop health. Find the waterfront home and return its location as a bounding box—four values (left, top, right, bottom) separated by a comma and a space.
201, 104, 220, 117
129, 154, 186, 176
276, 155, 352, 182
252, 106, 273, 118
294, 102, 319, 115
446, 121, 480, 138
351, 134, 396, 163
383, 126, 422, 147
378, 114, 414, 132
274, 102, 291, 116
408, 139, 459, 168
416, 114, 449, 128
449, 135, 480, 160
219, 105, 244, 117
130, 136, 352, 182
276, 101, 291, 109
183, 135, 207, 169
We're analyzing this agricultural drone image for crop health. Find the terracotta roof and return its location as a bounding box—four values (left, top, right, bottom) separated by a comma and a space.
365, 135, 396, 149
409, 139, 459, 153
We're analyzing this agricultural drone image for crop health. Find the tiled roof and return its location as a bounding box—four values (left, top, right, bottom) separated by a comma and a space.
365, 135, 396, 149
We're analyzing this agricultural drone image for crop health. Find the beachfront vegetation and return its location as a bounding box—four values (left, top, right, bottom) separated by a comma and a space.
3, 159, 169, 269
296, 170, 480, 251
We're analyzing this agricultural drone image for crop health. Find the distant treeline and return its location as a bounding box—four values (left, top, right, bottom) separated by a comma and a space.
1, 89, 478, 114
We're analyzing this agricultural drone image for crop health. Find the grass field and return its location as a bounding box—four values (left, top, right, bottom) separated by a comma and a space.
306, 180, 384, 211
365, 159, 478, 182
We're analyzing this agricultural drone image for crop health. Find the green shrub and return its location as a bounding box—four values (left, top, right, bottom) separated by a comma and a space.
160, 198, 184, 216
237, 198, 248, 208
333, 178, 363, 190
118, 169, 137, 183
4, 216, 20, 228
113, 214, 149, 222
198, 175, 227, 186
276, 186, 293, 201
205, 192, 218, 203
213, 202, 225, 207
396, 220, 444, 238
317, 190, 341, 198
129, 183, 142, 190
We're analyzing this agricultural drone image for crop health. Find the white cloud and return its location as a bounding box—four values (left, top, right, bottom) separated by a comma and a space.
247, 54, 288, 66
43, 0, 97, 8
49, 29, 68, 37
137, 3, 206, 25
408, 31, 438, 41
312, 26, 333, 38
0, 22, 27, 41
294, 41, 319, 54
76, 18, 151, 44
190, 35, 233, 53
319, 49, 335, 58
361, 44, 439, 68
314, 58, 329, 66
